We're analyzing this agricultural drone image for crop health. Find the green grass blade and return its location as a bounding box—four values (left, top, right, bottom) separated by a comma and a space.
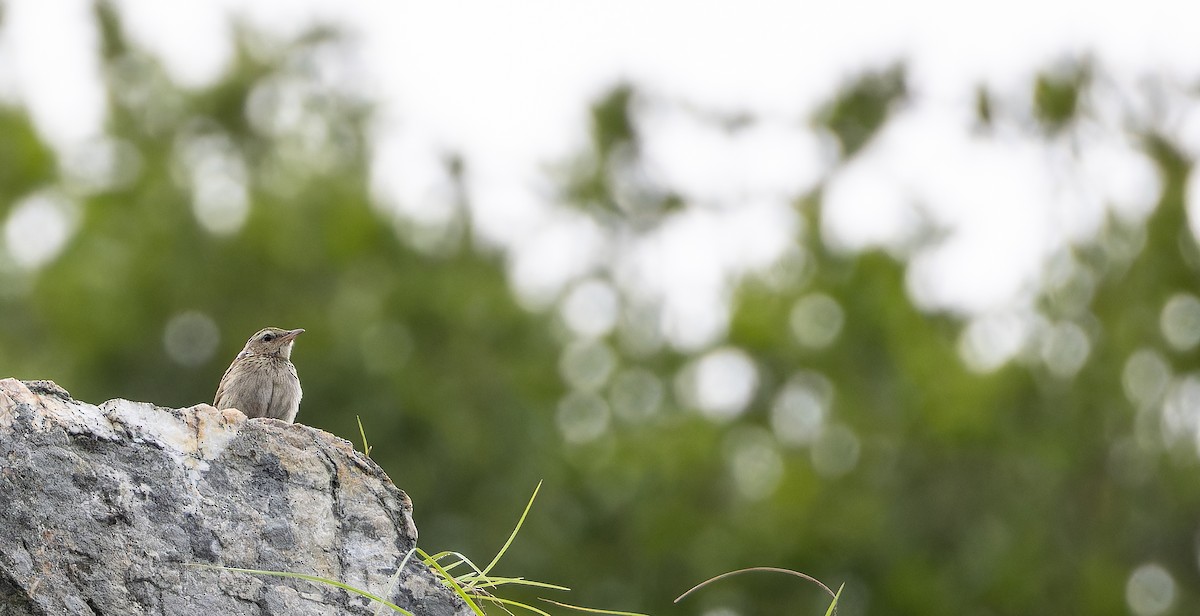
436, 559, 467, 576
417, 548, 487, 616
422, 549, 487, 576
540, 598, 651, 616
421, 549, 457, 561
477, 595, 554, 616
481, 480, 541, 577
375, 548, 418, 616
186, 563, 412, 615
675, 567, 838, 604
468, 576, 570, 592
823, 583, 844, 616
356, 415, 372, 457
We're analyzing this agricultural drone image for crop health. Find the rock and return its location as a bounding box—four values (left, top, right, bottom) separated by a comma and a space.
0, 378, 468, 616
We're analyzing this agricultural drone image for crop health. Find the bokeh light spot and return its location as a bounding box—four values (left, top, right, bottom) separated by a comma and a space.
958, 311, 1028, 374
1040, 321, 1090, 379
811, 423, 861, 478
561, 279, 619, 339
1160, 293, 1200, 351
617, 302, 665, 358
556, 390, 611, 444
1160, 375, 1200, 450
174, 129, 250, 236
246, 76, 307, 138
1122, 349, 1171, 410
1125, 563, 1175, 616
759, 244, 814, 292
723, 427, 784, 501
61, 137, 143, 193
770, 374, 832, 446
193, 171, 249, 235
790, 293, 844, 349
609, 367, 663, 424
559, 340, 617, 392
679, 347, 758, 422
3, 192, 76, 271
163, 311, 220, 367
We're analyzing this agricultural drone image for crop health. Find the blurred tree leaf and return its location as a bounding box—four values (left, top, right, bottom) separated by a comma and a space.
817, 64, 907, 158
1033, 60, 1090, 133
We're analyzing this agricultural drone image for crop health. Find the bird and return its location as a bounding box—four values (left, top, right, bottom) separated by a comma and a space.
214, 327, 305, 423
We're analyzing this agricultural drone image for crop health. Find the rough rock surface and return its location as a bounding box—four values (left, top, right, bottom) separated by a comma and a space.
0, 378, 467, 616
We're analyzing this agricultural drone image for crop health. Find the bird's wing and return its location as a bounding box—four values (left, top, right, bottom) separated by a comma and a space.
214, 357, 271, 417
213, 360, 238, 407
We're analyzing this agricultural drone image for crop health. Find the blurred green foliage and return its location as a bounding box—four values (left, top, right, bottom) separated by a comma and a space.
816, 64, 906, 158
1033, 60, 1090, 133
2, 6, 1199, 616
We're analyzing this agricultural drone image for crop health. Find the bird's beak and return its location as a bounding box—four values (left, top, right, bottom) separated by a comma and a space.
281, 328, 305, 342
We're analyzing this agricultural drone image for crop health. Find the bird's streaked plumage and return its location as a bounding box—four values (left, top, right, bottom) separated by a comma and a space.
214, 327, 304, 423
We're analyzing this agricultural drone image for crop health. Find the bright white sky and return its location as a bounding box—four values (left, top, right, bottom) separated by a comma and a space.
1, 0, 1198, 355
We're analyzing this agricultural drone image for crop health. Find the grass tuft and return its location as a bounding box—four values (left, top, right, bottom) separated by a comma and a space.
416, 481, 647, 616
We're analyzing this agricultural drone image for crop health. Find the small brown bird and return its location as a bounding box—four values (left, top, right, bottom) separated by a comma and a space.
214, 327, 305, 423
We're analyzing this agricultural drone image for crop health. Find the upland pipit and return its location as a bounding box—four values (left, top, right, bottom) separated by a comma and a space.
214, 327, 304, 423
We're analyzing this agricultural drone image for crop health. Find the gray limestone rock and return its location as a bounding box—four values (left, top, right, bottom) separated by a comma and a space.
0, 378, 468, 616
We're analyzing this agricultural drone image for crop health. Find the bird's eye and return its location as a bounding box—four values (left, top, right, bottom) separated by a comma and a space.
262, 333, 275, 342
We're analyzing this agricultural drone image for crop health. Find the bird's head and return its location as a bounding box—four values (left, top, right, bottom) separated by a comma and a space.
241, 327, 304, 359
